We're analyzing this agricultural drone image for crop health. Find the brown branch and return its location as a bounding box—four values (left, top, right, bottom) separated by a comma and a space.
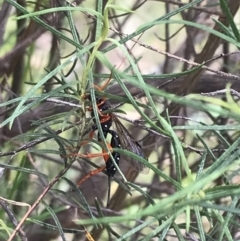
7, 165, 71, 241
177, 0, 240, 97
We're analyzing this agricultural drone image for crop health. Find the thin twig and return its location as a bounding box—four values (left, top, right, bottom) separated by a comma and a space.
46, 98, 81, 108
0, 120, 87, 157
150, 0, 223, 16
201, 88, 240, 98
110, 27, 240, 81
0, 199, 27, 241
7, 157, 77, 241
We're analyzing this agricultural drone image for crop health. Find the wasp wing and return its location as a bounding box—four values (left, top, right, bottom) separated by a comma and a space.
112, 115, 148, 174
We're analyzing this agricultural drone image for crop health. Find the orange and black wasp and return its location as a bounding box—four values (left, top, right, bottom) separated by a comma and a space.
75, 73, 148, 187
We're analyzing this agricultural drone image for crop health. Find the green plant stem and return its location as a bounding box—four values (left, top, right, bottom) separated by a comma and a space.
80, 1, 112, 95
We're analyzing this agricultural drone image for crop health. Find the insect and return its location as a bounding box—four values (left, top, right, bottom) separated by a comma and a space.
104, 130, 121, 177
86, 94, 147, 174
111, 113, 147, 173
87, 70, 147, 170
76, 72, 148, 186
77, 129, 121, 186
87, 96, 112, 140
